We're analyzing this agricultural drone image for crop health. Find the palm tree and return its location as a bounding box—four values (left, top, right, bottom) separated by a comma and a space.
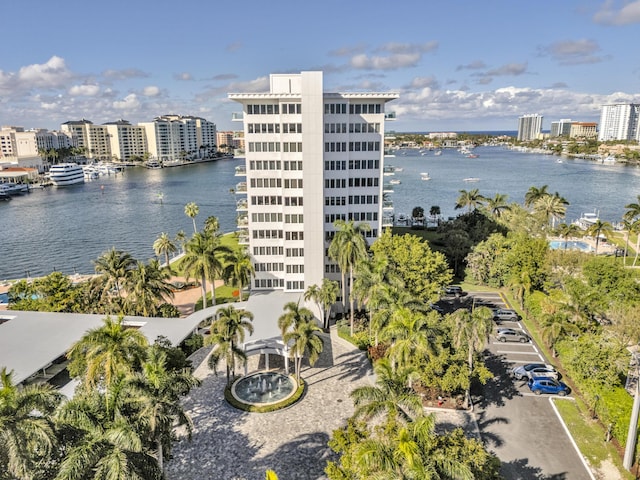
454, 188, 486, 213
328, 220, 371, 336
67, 315, 148, 391
283, 319, 324, 381
278, 300, 315, 337
55, 378, 163, 480
624, 196, 640, 265
207, 305, 254, 385
0, 368, 62, 480
153, 232, 177, 269
175, 230, 187, 253
450, 306, 493, 408
127, 349, 200, 470
507, 269, 532, 309
203, 215, 220, 236
533, 193, 568, 228
540, 313, 579, 357
93, 248, 136, 300
182, 231, 231, 308
585, 219, 613, 255
124, 259, 174, 317
556, 222, 581, 250
184, 202, 199, 234
350, 358, 423, 427
524, 184, 549, 209
381, 307, 439, 372
223, 248, 254, 302
304, 278, 339, 329
485, 193, 510, 218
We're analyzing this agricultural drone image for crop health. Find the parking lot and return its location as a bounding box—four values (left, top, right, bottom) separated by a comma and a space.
442, 290, 594, 479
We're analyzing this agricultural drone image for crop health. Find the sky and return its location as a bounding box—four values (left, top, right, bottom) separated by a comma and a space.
1, 0, 639, 133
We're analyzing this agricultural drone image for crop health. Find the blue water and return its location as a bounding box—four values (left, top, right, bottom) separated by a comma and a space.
0, 293, 7, 304
549, 240, 593, 252
1, 147, 639, 279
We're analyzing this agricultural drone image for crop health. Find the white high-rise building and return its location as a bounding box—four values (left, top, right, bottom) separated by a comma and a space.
104, 120, 148, 162
140, 115, 217, 162
229, 71, 398, 294
517, 114, 543, 141
598, 104, 640, 142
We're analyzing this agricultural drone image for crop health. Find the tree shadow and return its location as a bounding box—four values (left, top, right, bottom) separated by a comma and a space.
259, 431, 333, 480
334, 349, 373, 382
474, 351, 522, 408
501, 458, 568, 480
473, 408, 508, 448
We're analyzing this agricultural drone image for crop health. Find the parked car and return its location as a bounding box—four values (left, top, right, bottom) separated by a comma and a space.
444, 285, 464, 296
493, 308, 519, 322
527, 376, 570, 396
496, 328, 530, 343
429, 303, 444, 314
512, 363, 559, 380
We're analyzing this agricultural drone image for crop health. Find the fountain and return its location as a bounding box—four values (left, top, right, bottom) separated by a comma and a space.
230, 371, 298, 409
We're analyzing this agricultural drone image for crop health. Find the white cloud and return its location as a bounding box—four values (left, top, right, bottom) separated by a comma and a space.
0, 56, 73, 93
539, 39, 606, 65
143, 86, 160, 97
175, 72, 193, 81
69, 84, 100, 96
102, 68, 148, 80
113, 93, 140, 110
350, 52, 422, 70
594, 0, 640, 24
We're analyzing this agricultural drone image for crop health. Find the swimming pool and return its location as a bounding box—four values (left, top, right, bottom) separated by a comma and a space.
549, 240, 593, 252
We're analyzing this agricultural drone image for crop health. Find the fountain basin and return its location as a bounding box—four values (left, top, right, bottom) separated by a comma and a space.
230, 371, 299, 410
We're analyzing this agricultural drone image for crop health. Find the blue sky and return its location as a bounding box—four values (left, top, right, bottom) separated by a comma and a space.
1, 0, 639, 133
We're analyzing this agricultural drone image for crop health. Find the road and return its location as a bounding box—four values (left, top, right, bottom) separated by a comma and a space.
441, 291, 594, 480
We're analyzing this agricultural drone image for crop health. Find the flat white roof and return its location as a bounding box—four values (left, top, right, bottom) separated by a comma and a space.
0, 291, 309, 386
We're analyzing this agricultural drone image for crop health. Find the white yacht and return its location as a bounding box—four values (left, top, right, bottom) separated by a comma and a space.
48, 163, 85, 186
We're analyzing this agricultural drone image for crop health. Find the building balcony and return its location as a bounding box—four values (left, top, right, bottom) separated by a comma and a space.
385, 111, 397, 121
235, 182, 247, 194
382, 201, 394, 210
383, 184, 394, 193
237, 232, 249, 245
232, 112, 244, 122
236, 215, 249, 228
382, 215, 394, 227
235, 165, 246, 176
236, 199, 248, 211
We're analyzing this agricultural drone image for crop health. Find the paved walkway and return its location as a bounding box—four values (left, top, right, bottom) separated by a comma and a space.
165, 331, 481, 480
165, 331, 374, 480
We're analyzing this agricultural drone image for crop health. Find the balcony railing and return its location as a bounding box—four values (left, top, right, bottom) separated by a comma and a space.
235, 165, 246, 176
237, 233, 249, 244
236, 199, 248, 211
236, 215, 249, 228
385, 112, 397, 121
382, 216, 394, 227
235, 182, 247, 193
383, 201, 394, 210
232, 112, 244, 122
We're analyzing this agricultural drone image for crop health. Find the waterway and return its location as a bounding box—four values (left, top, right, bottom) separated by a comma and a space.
1, 147, 638, 280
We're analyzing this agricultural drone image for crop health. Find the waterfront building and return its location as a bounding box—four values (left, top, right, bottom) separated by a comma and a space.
104, 120, 148, 162
229, 71, 398, 294
517, 114, 543, 141
598, 103, 640, 142
550, 119, 572, 138
140, 115, 217, 162
34, 129, 76, 152
61, 120, 111, 160
569, 122, 598, 140
0, 126, 45, 170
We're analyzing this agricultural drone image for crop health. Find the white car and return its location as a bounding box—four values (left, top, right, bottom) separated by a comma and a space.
512, 363, 560, 381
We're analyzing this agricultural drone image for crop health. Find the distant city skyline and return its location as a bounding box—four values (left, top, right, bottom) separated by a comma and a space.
1, 0, 639, 133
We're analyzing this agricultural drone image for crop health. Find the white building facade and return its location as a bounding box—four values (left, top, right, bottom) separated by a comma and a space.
550, 119, 572, 137
517, 114, 543, 141
229, 71, 397, 294
598, 104, 640, 142
104, 120, 148, 161
140, 115, 217, 162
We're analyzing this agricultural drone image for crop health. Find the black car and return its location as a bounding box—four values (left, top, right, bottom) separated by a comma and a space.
444, 286, 464, 296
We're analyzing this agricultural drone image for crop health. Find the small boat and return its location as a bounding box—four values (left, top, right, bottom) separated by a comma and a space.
556, 159, 563, 164
463, 177, 480, 182
393, 167, 403, 172
466, 154, 479, 158
434, 150, 442, 156
389, 179, 401, 185
420, 172, 431, 181
145, 160, 162, 169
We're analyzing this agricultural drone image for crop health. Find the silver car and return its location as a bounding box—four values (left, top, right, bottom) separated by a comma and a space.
512, 363, 559, 380
496, 328, 530, 343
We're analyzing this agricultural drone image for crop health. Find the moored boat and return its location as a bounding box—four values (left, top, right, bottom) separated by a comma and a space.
49, 163, 85, 186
